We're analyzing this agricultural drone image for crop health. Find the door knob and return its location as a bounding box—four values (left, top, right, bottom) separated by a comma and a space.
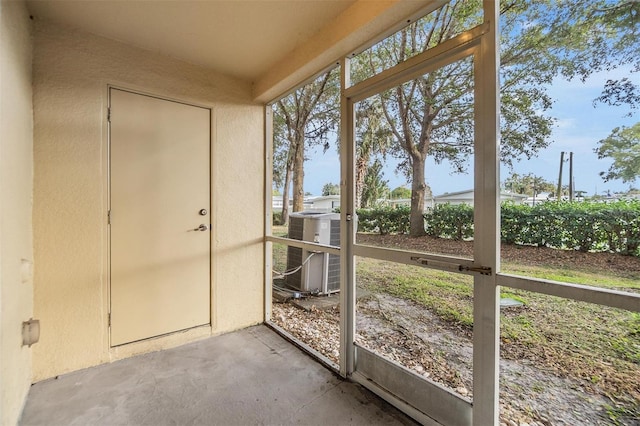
195, 224, 208, 232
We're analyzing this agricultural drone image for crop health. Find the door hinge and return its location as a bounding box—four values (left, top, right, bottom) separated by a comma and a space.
107, 107, 111, 122
108, 313, 111, 327
107, 210, 111, 224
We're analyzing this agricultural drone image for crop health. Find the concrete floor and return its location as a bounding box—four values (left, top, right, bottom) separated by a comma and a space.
20, 325, 417, 426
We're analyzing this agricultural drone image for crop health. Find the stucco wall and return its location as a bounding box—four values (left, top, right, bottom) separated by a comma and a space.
0, 0, 34, 423
32, 21, 264, 381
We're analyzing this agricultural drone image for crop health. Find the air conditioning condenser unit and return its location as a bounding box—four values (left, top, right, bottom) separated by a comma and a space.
285, 212, 340, 295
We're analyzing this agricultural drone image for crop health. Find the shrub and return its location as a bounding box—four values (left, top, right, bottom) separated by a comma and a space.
600, 200, 640, 256
424, 203, 474, 240
272, 211, 283, 226
501, 202, 529, 244
499, 200, 640, 255
356, 205, 411, 235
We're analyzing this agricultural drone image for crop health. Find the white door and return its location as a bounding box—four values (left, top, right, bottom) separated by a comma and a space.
109, 88, 211, 346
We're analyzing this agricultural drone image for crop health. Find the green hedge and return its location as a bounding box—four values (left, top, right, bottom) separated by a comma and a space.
424, 203, 474, 240
501, 200, 640, 255
354, 200, 640, 256
357, 205, 411, 235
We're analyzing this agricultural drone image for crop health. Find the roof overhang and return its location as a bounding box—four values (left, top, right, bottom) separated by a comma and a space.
253, 0, 444, 103
26, 0, 441, 103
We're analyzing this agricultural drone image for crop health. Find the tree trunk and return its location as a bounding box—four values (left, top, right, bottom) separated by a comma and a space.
292, 134, 305, 212
355, 156, 368, 209
410, 156, 428, 237
281, 165, 292, 225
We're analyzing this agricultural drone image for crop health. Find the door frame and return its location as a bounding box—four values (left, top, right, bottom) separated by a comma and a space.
105, 84, 216, 351
340, 38, 485, 426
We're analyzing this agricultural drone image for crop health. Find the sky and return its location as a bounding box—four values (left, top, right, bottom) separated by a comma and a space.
301, 66, 638, 197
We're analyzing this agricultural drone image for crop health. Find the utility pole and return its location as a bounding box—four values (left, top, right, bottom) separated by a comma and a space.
557, 151, 565, 201
569, 152, 574, 201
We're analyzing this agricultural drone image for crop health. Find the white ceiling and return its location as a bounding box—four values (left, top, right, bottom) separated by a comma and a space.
26, 0, 357, 82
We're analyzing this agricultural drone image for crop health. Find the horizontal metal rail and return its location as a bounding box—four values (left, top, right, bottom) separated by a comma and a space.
353, 243, 481, 276
354, 345, 472, 426
266, 235, 341, 256
344, 23, 487, 103
498, 273, 640, 312
265, 321, 339, 373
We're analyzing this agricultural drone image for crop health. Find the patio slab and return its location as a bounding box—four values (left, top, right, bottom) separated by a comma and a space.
19, 325, 417, 426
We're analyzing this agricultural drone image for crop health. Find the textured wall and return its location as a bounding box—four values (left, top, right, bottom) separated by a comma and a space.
0, 0, 34, 423
32, 21, 264, 381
